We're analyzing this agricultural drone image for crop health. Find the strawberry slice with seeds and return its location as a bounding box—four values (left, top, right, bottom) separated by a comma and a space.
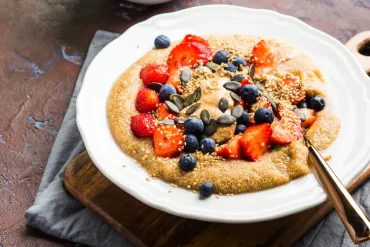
239, 123, 272, 161
166, 66, 182, 92
153, 125, 184, 158
167, 42, 213, 69
182, 34, 209, 46
130, 113, 155, 137
135, 88, 159, 113
270, 121, 297, 145
216, 134, 243, 159
299, 108, 317, 128
240, 77, 253, 87
156, 103, 176, 120
139, 64, 169, 86
251, 40, 277, 74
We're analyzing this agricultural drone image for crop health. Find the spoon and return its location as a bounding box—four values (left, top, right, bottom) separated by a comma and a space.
305, 138, 370, 244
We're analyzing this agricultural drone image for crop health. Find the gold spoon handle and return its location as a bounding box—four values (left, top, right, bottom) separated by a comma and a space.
306, 140, 370, 244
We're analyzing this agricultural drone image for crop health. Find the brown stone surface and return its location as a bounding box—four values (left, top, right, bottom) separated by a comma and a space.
0, 0, 369, 246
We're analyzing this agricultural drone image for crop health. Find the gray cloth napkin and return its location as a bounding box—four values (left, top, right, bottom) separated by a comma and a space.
25, 30, 370, 247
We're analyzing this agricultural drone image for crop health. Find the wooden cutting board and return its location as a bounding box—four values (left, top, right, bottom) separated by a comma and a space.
63, 32, 370, 247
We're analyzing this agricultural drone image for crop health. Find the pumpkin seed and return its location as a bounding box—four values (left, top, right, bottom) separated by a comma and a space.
218, 97, 229, 113
223, 81, 241, 92
183, 93, 196, 107
165, 100, 180, 114
180, 67, 192, 83
231, 105, 244, 119
172, 97, 183, 110
161, 119, 175, 125
231, 74, 245, 82
230, 92, 241, 101
204, 119, 218, 136
169, 94, 184, 102
255, 82, 265, 91
194, 87, 202, 102
206, 62, 219, 71
249, 64, 255, 80
200, 109, 211, 124
217, 114, 236, 126
265, 93, 277, 113
186, 103, 201, 115
294, 108, 306, 122
147, 82, 163, 92
174, 117, 186, 124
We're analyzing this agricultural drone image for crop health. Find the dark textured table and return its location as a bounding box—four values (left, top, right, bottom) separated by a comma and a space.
0, 0, 369, 246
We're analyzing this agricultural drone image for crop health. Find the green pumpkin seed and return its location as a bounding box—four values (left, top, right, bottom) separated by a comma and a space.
200, 109, 211, 124
147, 82, 163, 92
249, 64, 255, 80
218, 97, 229, 113
223, 81, 241, 92
194, 87, 202, 102
186, 103, 201, 115
206, 62, 219, 72
161, 119, 175, 125
265, 93, 277, 113
183, 93, 196, 107
170, 94, 184, 102
174, 117, 186, 124
217, 114, 236, 126
231, 105, 244, 119
231, 74, 245, 82
204, 119, 218, 136
293, 108, 306, 122
180, 67, 192, 83
172, 97, 183, 110
255, 82, 265, 91
230, 92, 241, 101
165, 100, 180, 114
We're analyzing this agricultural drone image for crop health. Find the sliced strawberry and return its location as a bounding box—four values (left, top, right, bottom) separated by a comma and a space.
182, 34, 209, 46
241, 77, 253, 87
239, 123, 272, 161
130, 113, 155, 137
270, 122, 297, 145
167, 42, 213, 69
166, 66, 182, 92
156, 103, 176, 120
135, 88, 159, 113
140, 64, 169, 86
251, 40, 275, 66
271, 104, 303, 145
216, 134, 243, 159
283, 78, 295, 85
299, 108, 317, 128
153, 125, 184, 158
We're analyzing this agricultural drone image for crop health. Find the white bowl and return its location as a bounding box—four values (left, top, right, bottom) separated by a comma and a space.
76, 5, 370, 223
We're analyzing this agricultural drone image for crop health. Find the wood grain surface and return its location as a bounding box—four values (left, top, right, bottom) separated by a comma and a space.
1, 0, 370, 246
64, 151, 370, 247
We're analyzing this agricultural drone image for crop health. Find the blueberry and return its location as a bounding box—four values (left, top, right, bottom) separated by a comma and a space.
232, 56, 246, 70
224, 63, 236, 72
199, 182, 214, 197
254, 108, 274, 124
179, 154, 196, 171
235, 124, 247, 134
184, 118, 204, 136
212, 50, 230, 64
199, 138, 216, 154
159, 84, 176, 102
297, 101, 308, 108
309, 95, 325, 111
237, 111, 250, 125
184, 134, 199, 153
154, 35, 171, 49
240, 85, 260, 105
